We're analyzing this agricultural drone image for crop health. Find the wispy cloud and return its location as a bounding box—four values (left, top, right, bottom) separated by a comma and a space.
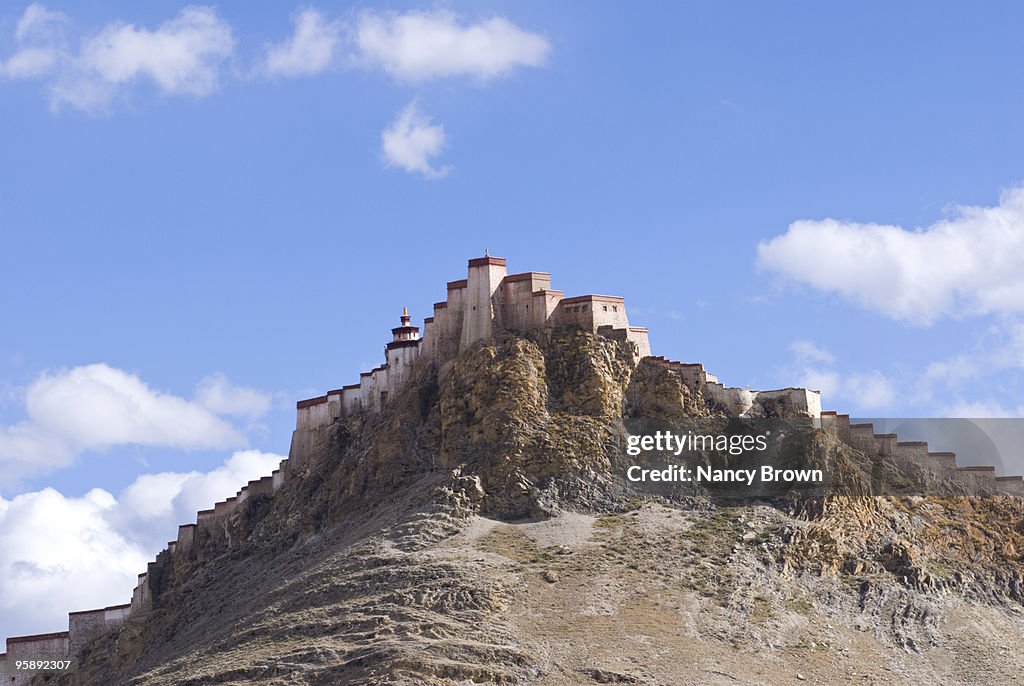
0, 3, 69, 79
381, 100, 450, 178
262, 8, 342, 78
2, 4, 235, 112
784, 340, 896, 411
195, 373, 272, 420
790, 339, 835, 364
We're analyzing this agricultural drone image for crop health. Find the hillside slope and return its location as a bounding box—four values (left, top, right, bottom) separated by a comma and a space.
52, 332, 1024, 685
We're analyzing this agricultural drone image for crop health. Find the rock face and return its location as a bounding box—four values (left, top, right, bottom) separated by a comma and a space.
52, 332, 1024, 685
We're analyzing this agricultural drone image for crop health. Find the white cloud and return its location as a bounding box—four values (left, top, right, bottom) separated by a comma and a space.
1, 45, 59, 78
757, 187, 1024, 325
1, 5, 235, 112
845, 371, 897, 410
938, 400, 1024, 418
790, 340, 835, 364
0, 486, 146, 639
355, 9, 550, 82
796, 368, 841, 399
26, 364, 242, 450
195, 373, 271, 420
0, 421, 76, 485
911, 320, 1024, 413
0, 364, 271, 487
924, 321, 1024, 386
15, 3, 68, 42
263, 8, 342, 77
784, 340, 895, 411
381, 100, 450, 178
0, 449, 283, 641
0, 3, 68, 79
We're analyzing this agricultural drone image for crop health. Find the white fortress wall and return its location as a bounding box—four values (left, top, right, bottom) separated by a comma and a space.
272, 467, 285, 491
461, 256, 507, 349
1, 632, 70, 685
751, 388, 822, 418
705, 383, 756, 415
341, 384, 361, 412
358, 371, 376, 409
420, 316, 436, 358
499, 271, 552, 331
958, 466, 997, 491
531, 289, 564, 328
68, 604, 130, 656
296, 396, 329, 431
893, 442, 932, 475
327, 390, 343, 421
177, 524, 196, 556
874, 433, 897, 457
996, 476, 1024, 494
928, 451, 957, 476
627, 327, 652, 358
130, 572, 150, 613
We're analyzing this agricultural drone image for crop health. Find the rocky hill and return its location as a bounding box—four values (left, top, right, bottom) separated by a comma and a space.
40, 331, 1024, 684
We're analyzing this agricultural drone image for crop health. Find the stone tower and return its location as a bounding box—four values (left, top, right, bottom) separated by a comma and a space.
460, 255, 507, 349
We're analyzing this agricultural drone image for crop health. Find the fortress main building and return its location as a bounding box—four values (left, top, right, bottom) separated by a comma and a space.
294, 254, 653, 428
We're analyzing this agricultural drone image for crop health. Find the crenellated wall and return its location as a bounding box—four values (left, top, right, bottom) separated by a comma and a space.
817, 417, 1021, 495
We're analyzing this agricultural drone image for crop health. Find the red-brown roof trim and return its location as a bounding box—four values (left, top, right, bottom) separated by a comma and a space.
69, 603, 131, 616
468, 256, 507, 267
503, 271, 550, 283
296, 395, 328, 409
386, 339, 421, 350
560, 294, 625, 304
8, 631, 70, 644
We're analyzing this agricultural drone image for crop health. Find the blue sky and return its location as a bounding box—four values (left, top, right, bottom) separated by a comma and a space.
3, 1, 1024, 637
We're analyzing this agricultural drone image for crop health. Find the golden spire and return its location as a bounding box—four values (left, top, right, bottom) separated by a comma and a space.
403, 306, 408, 317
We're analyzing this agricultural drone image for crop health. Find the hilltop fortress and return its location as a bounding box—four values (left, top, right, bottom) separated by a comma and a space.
1, 255, 1021, 683
291, 254, 819, 455
294, 254, 654, 431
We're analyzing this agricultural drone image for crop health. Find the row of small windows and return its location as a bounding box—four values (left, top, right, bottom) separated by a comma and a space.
565, 304, 619, 314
